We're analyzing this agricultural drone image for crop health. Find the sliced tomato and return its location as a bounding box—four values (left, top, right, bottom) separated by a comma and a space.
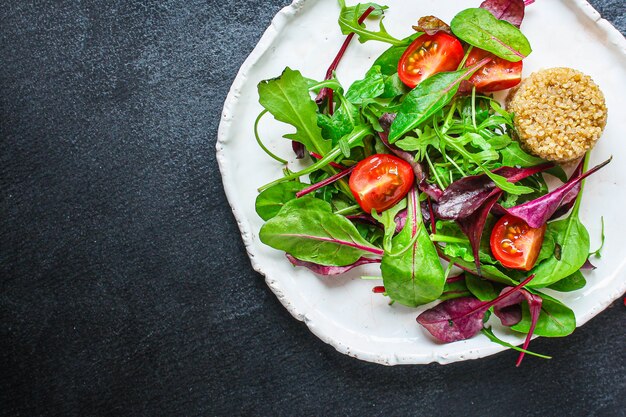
490, 214, 546, 271
397, 32, 464, 88
464, 47, 523, 92
349, 154, 414, 214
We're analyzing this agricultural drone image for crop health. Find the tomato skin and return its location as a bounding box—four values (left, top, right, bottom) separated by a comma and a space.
490, 215, 546, 271
349, 154, 414, 214
464, 47, 523, 92
398, 32, 465, 88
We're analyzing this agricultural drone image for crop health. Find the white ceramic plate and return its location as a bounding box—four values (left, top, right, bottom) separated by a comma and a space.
217, 0, 626, 365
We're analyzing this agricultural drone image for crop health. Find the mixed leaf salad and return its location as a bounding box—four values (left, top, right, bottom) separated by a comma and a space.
253, 0, 609, 365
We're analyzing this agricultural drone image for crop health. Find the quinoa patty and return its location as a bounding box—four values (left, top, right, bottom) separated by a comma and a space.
507, 68, 607, 163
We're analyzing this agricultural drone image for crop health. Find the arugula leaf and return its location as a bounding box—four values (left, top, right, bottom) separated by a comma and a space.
511, 291, 576, 337
450, 8, 531, 62
381, 188, 445, 307
481, 327, 552, 359
371, 198, 407, 253
259, 197, 383, 266
258, 68, 331, 156
255, 182, 308, 221
338, 0, 406, 46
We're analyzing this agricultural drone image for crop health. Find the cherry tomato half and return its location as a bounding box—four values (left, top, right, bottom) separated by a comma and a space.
349, 154, 414, 214
490, 214, 546, 271
398, 32, 464, 88
464, 47, 523, 92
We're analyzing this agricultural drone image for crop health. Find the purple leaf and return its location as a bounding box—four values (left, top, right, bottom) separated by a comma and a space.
292, 141, 306, 159
412, 15, 452, 35
315, 6, 376, 113
417, 274, 535, 342
458, 191, 502, 272
395, 209, 408, 233
420, 182, 443, 201
550, 158, 584, 220
480, 0, 526, 28
581, 258, 597, 270
505, 158, 612, 228
286, 254, 380, 275
434, 163, 553, 220
492, 287, 543, 366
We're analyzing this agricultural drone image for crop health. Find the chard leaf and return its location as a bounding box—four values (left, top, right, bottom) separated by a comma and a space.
259, 197, 383, 266
505, 158, 611, 229
450, 8, 531, 62
413, 16, 452, 35
389, 65, 486, 142
529, 217, 590, 287
255, 182, 308, 221
258, 68, 331, 155
416, 274, 535, 342
479, 0, 526, 28
548, 270, 587, 292
440, 279, 472, 301
345, 66, 385, 104
381, 188, 445, 307
338, 0, 405, 46
511, 291, 576, 337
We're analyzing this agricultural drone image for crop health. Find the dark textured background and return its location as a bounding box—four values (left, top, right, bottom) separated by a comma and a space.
1, 1, 625, 416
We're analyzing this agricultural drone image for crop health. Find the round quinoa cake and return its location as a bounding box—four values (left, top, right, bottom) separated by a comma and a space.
506, 68, 607, 163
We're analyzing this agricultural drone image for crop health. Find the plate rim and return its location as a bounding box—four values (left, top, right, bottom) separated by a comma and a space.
216, 0, 626, 365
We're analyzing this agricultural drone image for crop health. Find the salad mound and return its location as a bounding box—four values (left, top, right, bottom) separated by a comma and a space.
252, 0, 610, 365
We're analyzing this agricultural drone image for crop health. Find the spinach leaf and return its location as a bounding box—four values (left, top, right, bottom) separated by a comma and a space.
465, 273, 499, 301
389, 66, 486, 142
440, 278, 472, 301
500, 141, 545, 167
547, 270, 587, 292
258, 67, 331, 155
255, 182, 308, 221
529, 216, 590, 287
259, 197, 383, 266
345, 66, 386, 104
338, 0, 406, 46
511, 291, 576, 337
450, 8, 531, 62
381, 188, 445, 307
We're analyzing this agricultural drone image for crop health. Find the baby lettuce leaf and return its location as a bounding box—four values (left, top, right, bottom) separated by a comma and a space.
258, 67, 331, 156
389, 61, 489, 142
511, 291, 576, 337
480, 0, 526, 28
255, 182, 308, 221
381, 188, 445, 307
286, 254, 380, 275
259, 197, 383, 266
450, 8, 531, 62
338, 0, 405, 46
548, 270, 587, 292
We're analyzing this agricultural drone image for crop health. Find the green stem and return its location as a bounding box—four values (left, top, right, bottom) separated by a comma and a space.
254, 110, 288, 165
425, 152, 446, 190
430, 234, 470, 244
257, 125, 373, 192
334, 204, 361, 216
457, 46, 474, 70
